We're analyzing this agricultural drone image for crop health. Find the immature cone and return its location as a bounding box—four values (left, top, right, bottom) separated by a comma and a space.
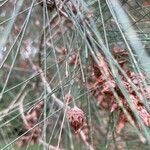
67, 107, 86, 132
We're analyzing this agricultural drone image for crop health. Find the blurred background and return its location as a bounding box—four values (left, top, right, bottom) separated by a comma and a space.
0, 0, 150, 149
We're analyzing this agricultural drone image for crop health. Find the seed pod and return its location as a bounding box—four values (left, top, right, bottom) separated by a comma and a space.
67, 107, 86, 132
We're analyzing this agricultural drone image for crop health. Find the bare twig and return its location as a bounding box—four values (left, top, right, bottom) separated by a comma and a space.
18, 90, 64, 150
19, 91, 29, 126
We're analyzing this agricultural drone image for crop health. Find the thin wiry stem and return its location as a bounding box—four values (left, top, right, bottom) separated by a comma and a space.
0, 81, 28, 120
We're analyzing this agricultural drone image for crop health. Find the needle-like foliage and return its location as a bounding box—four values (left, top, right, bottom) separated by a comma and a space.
0, 0, 150, 149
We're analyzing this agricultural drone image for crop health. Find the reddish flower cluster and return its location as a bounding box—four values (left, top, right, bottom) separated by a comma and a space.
88, 48, 150, 133
17, 101, 44, 147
